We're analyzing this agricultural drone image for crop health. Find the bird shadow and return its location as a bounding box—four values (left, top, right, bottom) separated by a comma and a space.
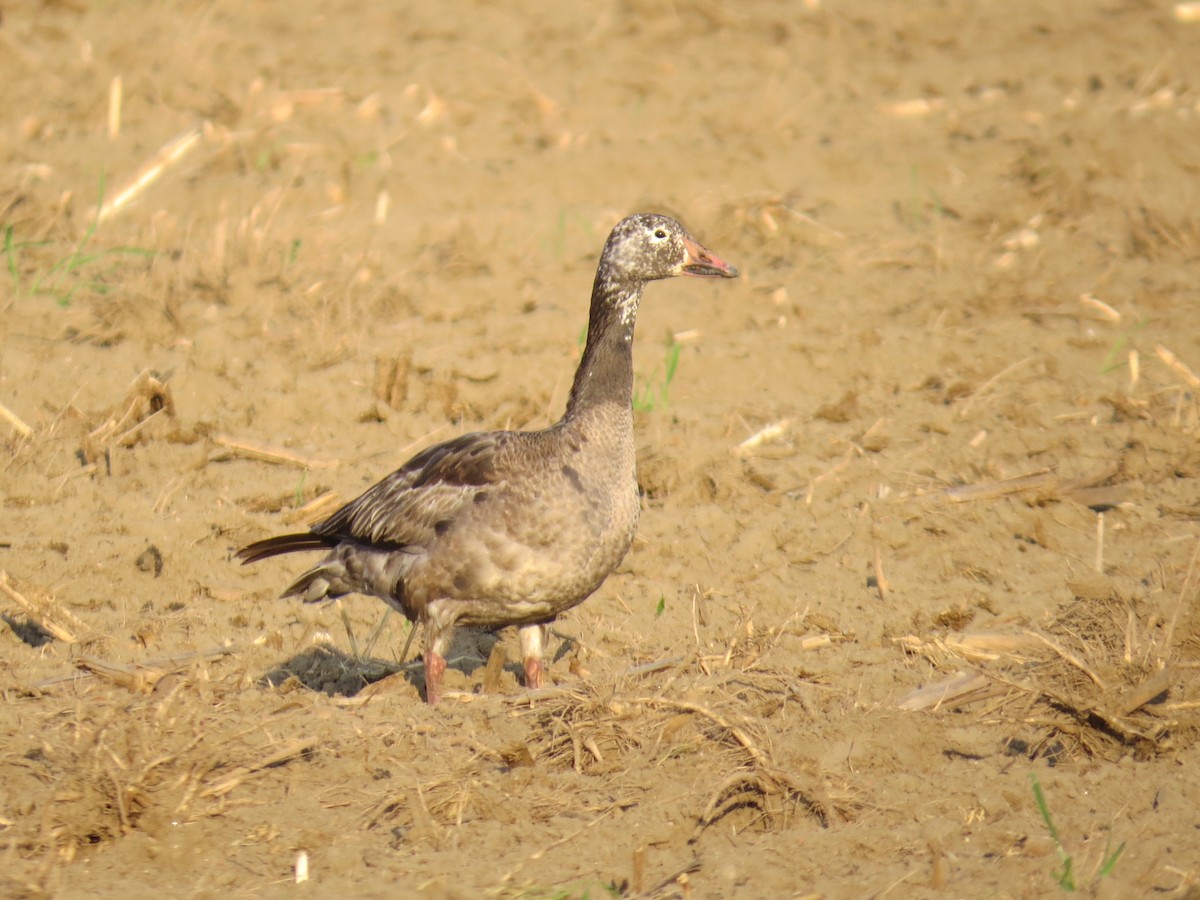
259, 627, 577, 699
259, 630, 496, 699
260, 644, 413, 698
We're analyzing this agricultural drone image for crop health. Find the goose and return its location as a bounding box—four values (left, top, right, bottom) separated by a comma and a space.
237, 213, 738, 703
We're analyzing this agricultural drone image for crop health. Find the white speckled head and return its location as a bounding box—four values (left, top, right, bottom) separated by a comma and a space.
596, 214, 738, 327
603, 214, 737, 279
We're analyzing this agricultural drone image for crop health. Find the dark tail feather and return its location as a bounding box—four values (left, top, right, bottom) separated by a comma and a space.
236, 533, 332, 564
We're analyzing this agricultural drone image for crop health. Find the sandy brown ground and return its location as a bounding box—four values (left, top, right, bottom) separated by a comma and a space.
3, 1, 1200, 896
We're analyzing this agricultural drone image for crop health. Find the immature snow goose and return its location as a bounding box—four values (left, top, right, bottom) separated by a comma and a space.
237, 213, 738, 703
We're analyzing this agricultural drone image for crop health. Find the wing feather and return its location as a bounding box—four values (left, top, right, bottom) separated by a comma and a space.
313, 430, 507, 548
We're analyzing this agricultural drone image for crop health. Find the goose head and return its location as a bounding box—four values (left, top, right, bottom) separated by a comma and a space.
601, 213, 739, 284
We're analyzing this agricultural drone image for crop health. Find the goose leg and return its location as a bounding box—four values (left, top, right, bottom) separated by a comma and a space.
518, 623, 550, 690
422, 610, 454, 705
362, 607, 393, 658
335, 598, 361, 659
424, 649, 447, 705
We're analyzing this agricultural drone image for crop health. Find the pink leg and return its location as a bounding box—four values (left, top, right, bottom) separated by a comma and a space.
518, 623, 549, 690
524, 654, 544, 690
423, 610, 454, 705
424, 650, 446, 705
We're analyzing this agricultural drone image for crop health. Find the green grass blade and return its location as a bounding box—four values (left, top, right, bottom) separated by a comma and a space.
29, 254, 73, 298
662, 342, 680, 406
1056, 857, 1075, 891
70, 246, 156, 269
1030, 772, 1076, 891
14, 171, 153, 306
1030, 772, 1061, 845
1100, 334, 1129, 373
664, 341, 680, 384
1098, 840, 1125, 878
632, 383, 653, 413
61, 171, 108, 275
4, 226, 18, 292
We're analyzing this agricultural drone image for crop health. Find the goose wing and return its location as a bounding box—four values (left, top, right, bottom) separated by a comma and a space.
313, 430, 508, 549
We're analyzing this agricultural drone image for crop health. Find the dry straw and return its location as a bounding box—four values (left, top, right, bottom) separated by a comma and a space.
0, 401, 33, 438
895, 561, 1197, 762
0, 571, 89, 644
211, 433, 338, 469
95, 123, 204, 223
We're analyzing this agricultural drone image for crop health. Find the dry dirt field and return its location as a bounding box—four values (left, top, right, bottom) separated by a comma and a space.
3, 1, 1200, 897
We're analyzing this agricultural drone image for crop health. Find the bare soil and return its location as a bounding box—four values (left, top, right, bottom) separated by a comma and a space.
3, 1, 1200, 897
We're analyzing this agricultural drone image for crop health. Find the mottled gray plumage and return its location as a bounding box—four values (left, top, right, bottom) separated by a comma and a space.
237, 213, 738, 703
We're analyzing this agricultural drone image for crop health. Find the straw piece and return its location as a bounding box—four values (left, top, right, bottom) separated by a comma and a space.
1162, 535, 1200, 656
947, 633, 1041, 655
107, 75, 122, 140
1078, 293, 1120, 323
880, 97, 946, 118
629, 696, 768, 767
894, 632, 1040, 667
97, 122, 204, 223
481, 640, 508, 695
211, 433, 338, 469
282, 490, 342, 525
0, 400, 33, 438
1026, 631, 1106, 690
733, 419, 791, 456
1116, 666, 1171, 716
896, 671, 997, 711
872, 545, 890, 602
30, 643, 237, 690
1176, 2, 1200, 22
0, 570, 88, 644
1026, 680, 1162, 745
945, 462, 1120, 505
74, 656, 168, 693
958, 356, 1034, 417
1155, 344, 1200, 388
943, 470, 1054, 502
84, 370, 175, 461
199, 737, 317, 798
795, 633, 833, 650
